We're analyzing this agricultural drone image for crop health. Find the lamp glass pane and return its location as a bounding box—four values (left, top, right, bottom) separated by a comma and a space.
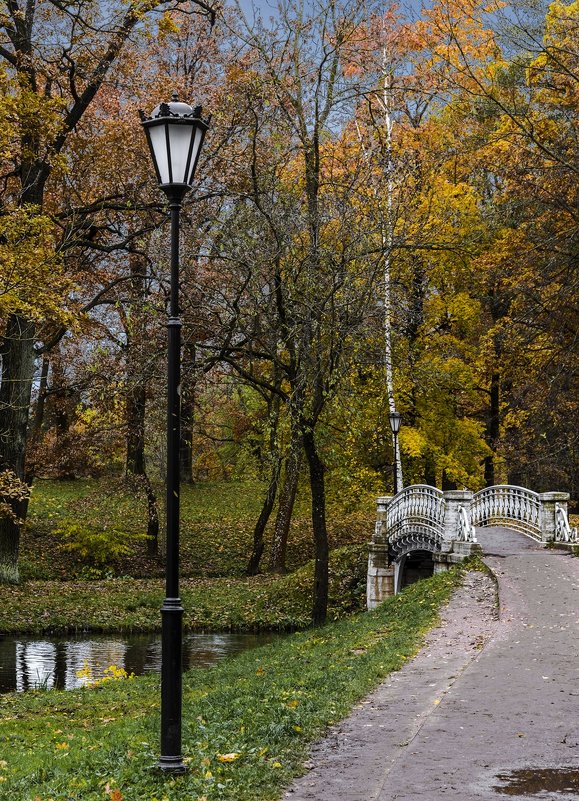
187, 127, 205, 184
168, 123, 195, 185
148, 124, 170, 184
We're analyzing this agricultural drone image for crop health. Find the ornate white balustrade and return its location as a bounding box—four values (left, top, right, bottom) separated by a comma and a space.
554, 504, 578, 543
385, 484, 445, 540
385, 485, 446, 560
368, 483, 576, 609
471, 485, 541, 540
457, 505, 477, 543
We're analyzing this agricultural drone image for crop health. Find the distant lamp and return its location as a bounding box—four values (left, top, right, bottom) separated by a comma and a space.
388, 410, 402, 494
389, 410, 402, 435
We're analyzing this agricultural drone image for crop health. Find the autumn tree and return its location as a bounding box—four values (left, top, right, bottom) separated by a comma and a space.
0, 0, 215, 583
199, 0, 383, 622
422, 0, 578, 489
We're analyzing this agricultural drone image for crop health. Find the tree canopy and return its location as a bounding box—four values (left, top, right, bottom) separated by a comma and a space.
0, 0, 576, 622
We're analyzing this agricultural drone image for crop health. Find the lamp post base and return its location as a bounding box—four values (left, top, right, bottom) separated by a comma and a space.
157, 756, 188, 774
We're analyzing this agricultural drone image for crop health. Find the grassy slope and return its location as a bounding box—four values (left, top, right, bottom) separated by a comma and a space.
0, 545, 368, 633
0, 478, 373, 634
0, 569, 461, 801
21, 478, 374, 581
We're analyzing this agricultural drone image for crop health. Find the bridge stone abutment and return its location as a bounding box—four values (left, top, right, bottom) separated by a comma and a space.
367, 496, 395, 610
441, 490, 473, 540
539, 492, 572, 541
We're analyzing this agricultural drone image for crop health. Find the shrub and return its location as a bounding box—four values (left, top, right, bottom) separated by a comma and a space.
0, 469, 30, 523
56, 522, 148, 567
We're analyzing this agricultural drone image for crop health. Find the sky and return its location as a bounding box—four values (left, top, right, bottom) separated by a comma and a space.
228, 0, 548, 53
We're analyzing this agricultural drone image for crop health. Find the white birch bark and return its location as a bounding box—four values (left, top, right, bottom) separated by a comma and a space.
362, 37, 403, 492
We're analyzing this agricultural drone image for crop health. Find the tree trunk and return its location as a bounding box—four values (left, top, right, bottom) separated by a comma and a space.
126, 382, 146, 476
30, 355, 50, 445
123, 251, 159, 556
380, 69, 404, 493
125, 251, 147, 477
424, 453, 437, 487
441, 470, 457, 491
247, 456, 281, 575
404, 252, 426, 440
26, 354, 50, 483
303, 428, 328, 627
143, 472, 160, 557
484, 370, 500, 487
269, 429, 302, 574
0, 169, 49, 582
180, 392, 194, 484
0, 315, 37, 583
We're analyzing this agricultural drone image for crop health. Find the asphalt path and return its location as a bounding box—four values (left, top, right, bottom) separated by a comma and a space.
283, 527, 579, 801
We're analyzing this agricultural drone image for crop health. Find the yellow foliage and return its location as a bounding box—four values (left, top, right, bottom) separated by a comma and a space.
400, 427, 428, 458
157, 11, 181, 37
217, 753, 242, 762
0, 206, 73, 325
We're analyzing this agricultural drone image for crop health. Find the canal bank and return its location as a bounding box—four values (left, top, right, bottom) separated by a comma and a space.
0, 569, 461, 800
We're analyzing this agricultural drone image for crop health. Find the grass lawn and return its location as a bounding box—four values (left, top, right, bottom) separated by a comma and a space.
0, 545, 368, 633
0, 569, 462, 801
1, 478, 374, 634
20, 478, 374, 582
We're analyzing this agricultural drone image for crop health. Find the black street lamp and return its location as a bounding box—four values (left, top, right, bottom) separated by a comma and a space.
140, 94, 210, 774
389, 410, 402, 495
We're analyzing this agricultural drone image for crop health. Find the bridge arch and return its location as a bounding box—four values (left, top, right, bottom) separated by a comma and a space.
388, 525, 443, 593
395, 550, 436, 593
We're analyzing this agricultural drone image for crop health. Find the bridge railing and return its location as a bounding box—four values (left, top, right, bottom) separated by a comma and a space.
375, 484, 575, 548
386, 484, 446, 538
471, 485, 542, 540
457, 504, 477, 542
555, 503, 578, 543
368, 483, 576, 609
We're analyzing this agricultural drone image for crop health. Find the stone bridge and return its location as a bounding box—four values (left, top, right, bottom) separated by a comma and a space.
367, 484, 577, 608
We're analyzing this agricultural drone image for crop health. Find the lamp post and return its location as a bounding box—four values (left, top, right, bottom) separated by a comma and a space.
389, 409, 402, 495
140, 94, 210, 774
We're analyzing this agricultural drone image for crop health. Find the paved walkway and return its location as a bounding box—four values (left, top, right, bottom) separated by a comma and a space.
283, 528, 579, 800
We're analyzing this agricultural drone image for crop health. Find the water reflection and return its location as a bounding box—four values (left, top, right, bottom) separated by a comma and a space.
0, 632, 277, 693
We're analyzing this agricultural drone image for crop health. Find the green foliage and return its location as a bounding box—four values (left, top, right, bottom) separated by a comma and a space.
55, 522, 149, 568
0, 205, 72, 324
0, 569, 462, 800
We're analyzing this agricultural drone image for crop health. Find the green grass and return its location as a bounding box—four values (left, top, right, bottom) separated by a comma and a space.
0, 568, 461, 801
0, 545, 368, 634
7, 478, 374, 634
22, 478, 374, 582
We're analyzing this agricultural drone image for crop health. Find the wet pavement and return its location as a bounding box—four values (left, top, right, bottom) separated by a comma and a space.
283, 527, 579, 800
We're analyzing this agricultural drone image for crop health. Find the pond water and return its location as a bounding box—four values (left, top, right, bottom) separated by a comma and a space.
0, 632, 279, 693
